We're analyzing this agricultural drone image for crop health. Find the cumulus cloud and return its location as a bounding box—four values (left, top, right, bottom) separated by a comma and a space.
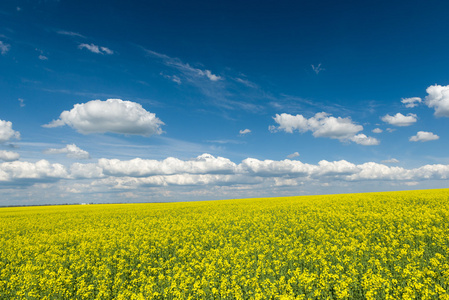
381, 113, 417, 126
78, 43, 113, 55
44, 144, 90, 159
402, 97, 422, 108
425, 84, 449, 117
43, 99, 164, 136
239, 129, 251, 135
409, 131, 439, 142
350, 134, 380, 146
372, 128, 383, 133
0, 120, 20, 143
287, 152, 300, 159
0, 150, 20, 162
0, 41, 11, 55
271, 112, 379, 145
0, 160, 68, 182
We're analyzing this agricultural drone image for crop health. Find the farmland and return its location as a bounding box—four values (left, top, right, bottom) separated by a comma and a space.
1, 189, 449, 299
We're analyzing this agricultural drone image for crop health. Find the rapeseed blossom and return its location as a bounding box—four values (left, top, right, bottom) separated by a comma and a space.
1, 189, 449, 299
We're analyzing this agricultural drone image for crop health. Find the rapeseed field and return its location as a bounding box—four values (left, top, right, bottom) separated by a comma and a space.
1, 189, 449, 299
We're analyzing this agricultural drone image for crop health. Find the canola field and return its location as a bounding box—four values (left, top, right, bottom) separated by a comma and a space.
1, 189, 449, 299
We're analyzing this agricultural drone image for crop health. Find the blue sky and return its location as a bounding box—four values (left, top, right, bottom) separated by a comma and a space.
1, 0, 449, 205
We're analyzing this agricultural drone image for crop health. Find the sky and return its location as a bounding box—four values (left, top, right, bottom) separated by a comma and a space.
1, 0, 449, 205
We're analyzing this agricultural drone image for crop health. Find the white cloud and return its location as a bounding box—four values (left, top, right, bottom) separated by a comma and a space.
0, 120, 20, 143
93, 173, 260, 189
273, 177, 300, 187
236, 78, 258, 88
0, 41, 10, 55
207, 139, 243, 144
0, 150, 20, 162
409, 131, 439, 142
2, 154, 449, 197
70, 163, 104, 179
44, 144, 90, 159
239, 129, 251, 135
160, 72, 182, 84
311, 63, 324, 74
350, 134, 380, 146
237, 157, 316, 177
0, 160, 68, 182
238, 158, 360, 178
18, 98, 25, 107
145, 49, 221, 82
78, 43, 100, 53
346, 162, 408, 181
346, 162, 449, 181
425, 84, 449, 117
202, 70, 221, 81
43, 99, 164, 136
78, 43, 113, 55
57, 30, 85, 38
372, 128, 383, 133
271, 112, 378, 145
401, 97, 422, 108
98, 153, 237, 177
381, 113, 417, 126
38, 55, 48, 60
100, 46, 113, 55
287, 152, 300, 159
381, 158, 399, 164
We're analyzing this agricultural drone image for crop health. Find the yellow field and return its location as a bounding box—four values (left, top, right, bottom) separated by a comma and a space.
1, 189, 449, 299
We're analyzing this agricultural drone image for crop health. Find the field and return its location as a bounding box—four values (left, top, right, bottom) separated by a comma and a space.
1, 189, 449, 299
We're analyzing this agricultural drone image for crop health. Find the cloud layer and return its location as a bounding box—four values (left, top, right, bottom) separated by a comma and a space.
43, 99, 164, 136
270, 113, 379, 145
2, 154, 448, 190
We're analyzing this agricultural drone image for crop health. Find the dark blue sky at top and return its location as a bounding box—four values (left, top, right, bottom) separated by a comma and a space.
4, 0, 449, 98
